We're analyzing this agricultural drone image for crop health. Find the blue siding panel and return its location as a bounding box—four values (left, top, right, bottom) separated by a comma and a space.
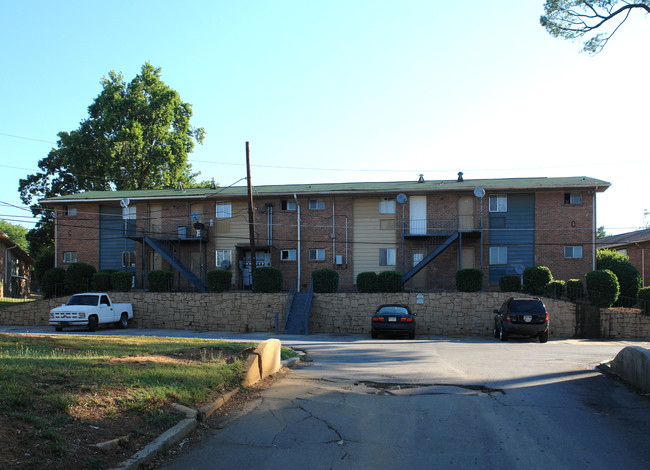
489, 194, 534, 283
100, 206, 136, 272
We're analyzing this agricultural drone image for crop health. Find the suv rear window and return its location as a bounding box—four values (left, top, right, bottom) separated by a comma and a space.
509, 300, 545, 313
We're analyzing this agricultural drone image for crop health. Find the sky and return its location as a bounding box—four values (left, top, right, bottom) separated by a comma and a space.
1, 1, 648, 236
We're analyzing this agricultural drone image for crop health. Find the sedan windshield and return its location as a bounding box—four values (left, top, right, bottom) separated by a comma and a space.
67, 295, 99, 306
377, 306, 409, 315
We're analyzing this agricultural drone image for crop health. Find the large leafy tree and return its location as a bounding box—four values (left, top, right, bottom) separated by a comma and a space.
19, 62, 205, 249
540, 1, 650, 53
0, 220, 29, 252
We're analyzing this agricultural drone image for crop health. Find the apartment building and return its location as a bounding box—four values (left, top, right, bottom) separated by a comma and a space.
0, 230, 33, 298
40, 176, 609, 292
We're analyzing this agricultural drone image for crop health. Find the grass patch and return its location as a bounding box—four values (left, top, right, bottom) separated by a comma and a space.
0, 333, 264, 469
0, 297, 39, 309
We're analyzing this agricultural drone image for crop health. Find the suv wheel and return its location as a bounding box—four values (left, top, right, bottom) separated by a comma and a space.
499, 326, 508, 342
539, 330, 549, 343
493, 323, 499, 338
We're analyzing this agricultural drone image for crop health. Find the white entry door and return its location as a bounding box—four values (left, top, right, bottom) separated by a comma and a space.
410, 196, 427, 234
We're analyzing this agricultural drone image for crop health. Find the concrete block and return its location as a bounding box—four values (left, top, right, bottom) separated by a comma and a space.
241, 338, 282, 387
611, 346, 650, 394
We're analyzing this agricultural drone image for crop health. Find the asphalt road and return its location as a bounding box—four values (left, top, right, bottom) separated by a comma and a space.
4, 326, 650, 469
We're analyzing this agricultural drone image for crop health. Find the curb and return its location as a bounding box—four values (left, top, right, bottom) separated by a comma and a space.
111, 343, 301, 469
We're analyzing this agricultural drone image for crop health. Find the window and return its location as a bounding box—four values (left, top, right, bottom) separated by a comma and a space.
413, 252, 424, 267
489, 195, 507, 212
216, 250, 232, 267
380, 248, 396, 266
122, 207, 136, 219
216, 202, 232, 218
281, 249, 297, 261
122, 251, 136, 268
309, 199, 325, 210
281, 200, 297, 211
64, 207, 77, 216
564, 246, 583, 259
564, 192, 582, 204
618, 248, 628, 256
63, 251, 77, 263
489, 247, 507, 265
308, 249, 325, 261
379, 198, 396, 214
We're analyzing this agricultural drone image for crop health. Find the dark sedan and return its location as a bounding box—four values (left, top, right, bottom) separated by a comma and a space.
371, 304, 416, 339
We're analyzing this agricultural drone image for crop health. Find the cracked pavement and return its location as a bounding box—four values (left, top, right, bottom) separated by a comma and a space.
161, 335, 650, 470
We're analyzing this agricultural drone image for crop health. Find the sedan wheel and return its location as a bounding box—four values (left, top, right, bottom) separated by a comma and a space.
371, 331, 378, 339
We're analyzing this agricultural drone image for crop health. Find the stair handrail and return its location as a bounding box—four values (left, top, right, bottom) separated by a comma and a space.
283, 278, 297, 332
303, 281, 314, 335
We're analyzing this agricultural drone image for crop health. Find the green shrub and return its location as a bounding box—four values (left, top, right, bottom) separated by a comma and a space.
312, 268, 339, 293
522, 266, 553, 295
207, 269, 233, 292
455, 269, 483, 292
566, 279, 585, 301
597, 249, 642, 300
545, 280, 566, 299
33, 246, 54, 285
64, 262, 97, 294
356, 272, 378, 293
253, 267, 282, 293
148, 270, 173, 292
499, 275, 521, 292
637, 287, 650, 315
586, 269, 619, 308
377, 271, 403, 292
111, 272, 134, 292
92, 271, 112, 291
41, 267, 66, 298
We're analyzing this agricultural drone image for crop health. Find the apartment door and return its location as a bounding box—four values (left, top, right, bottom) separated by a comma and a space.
410, 251, 426, 290
458, 196, 475, 230
148, 251, 162, 271
410, 196, 427, 234
461, 246, 475, 269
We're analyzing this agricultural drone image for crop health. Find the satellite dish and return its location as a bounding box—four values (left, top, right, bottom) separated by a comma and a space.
190, 211, 200, 221
473, 187, 485, 198
514, 264, 525, 275
120, 198, 130, 208
221, 259, 232, 269
396, 193, 407, 204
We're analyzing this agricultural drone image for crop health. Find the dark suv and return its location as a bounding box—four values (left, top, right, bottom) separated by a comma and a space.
493, 297, 549, 343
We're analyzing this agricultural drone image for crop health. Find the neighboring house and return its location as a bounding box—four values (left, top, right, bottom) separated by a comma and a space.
0, 230, 33, 298
39, 175, 609, 292
597, 228, 650, 287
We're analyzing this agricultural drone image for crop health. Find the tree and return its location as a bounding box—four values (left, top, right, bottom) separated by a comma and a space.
596, 225, 607, 239
540, 1, 650, 53
19, 62, 205, 253
0, 220, 29, 252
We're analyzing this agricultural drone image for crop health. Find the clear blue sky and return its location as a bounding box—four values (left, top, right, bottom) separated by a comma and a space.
1, 1, 648, 235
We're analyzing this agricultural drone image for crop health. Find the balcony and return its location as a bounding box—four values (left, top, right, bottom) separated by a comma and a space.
403, 215, 480, 237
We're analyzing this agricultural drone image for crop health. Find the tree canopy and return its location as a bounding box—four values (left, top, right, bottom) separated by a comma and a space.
0, 220, 29, 252
540, 1, 650, 53
19, 62, 205, 213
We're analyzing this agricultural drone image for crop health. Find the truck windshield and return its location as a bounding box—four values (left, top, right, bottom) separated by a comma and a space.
67, 295, 99, 306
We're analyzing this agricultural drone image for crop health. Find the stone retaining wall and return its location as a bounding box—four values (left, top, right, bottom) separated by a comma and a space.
1, 292, 649, 339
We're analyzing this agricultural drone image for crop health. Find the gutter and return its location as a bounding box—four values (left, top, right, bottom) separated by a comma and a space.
294, 194, 301, 292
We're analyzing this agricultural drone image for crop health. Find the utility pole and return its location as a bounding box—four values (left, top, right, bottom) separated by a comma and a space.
246, 141, 257, 289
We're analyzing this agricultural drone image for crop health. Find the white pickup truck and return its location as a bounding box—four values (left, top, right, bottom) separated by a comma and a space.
49, 293, 134, 332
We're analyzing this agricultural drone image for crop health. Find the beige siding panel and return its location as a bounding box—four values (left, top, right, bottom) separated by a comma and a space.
353, 198, 397, 280
215, 201, 249, 250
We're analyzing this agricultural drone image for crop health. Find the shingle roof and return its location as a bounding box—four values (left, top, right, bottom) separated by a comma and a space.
39, 176, 610, 203
597, 228, 650, 249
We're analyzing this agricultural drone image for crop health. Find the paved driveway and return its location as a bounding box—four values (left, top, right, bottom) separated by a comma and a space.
4, 327, 650, 469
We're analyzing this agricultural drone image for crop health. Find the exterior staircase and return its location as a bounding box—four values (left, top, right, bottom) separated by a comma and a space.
143, 236, 207, 292
402, 232, 460, 283
284, 283, 313, 334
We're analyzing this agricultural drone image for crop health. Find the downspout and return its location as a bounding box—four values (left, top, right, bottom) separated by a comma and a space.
54, 210, 58, 268
294, 194, 301, 292
267, 204, 273, 245
593, 189, 598, 271
332, 199, 336, 264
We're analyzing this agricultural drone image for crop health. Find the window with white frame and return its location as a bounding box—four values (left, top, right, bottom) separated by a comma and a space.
308, 248, 325, 260
122, 206, 136, 219
379, 198, 396, 214
309, 199, 325, 210
64, 207, 77, 216
413, 252, 424, 267
489, 246, 507, 265
564, 246, 583, 259
63, 251, 77, 263
281, 200, 297, 211
216, 250, 232, 267
564, 192, 582, 204
216, 201, 232, 218
122, 251, 136, 268
380, 248, 396, 266
489, 194, 507, 212
618, 248, 628, 256
281, 249, 297, 261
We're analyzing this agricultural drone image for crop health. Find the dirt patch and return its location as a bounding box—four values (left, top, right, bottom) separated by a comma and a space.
0, 347, 259, 470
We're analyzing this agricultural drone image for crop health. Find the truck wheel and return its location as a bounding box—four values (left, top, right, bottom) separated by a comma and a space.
55, 327, 63, 332
118, 313, 129, 329
88, 316, 98, 332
